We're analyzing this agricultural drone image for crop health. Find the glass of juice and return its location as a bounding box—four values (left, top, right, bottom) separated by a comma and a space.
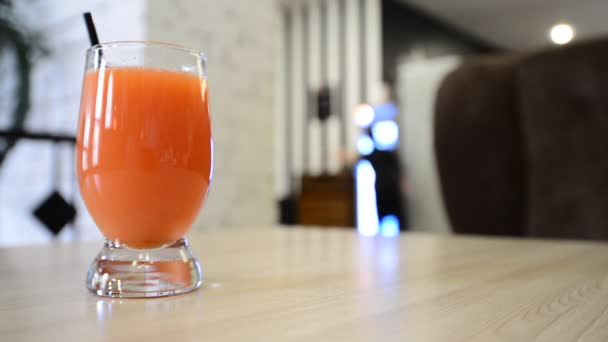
76, 42, 211, 297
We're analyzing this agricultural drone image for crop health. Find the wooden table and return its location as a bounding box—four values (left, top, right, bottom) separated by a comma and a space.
2, 227, 608, 341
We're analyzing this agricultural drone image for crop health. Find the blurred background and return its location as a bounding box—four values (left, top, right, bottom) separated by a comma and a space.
1, 0, 607, 245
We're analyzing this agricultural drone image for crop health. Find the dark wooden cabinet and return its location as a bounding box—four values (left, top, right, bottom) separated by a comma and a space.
297, 172, 355, 228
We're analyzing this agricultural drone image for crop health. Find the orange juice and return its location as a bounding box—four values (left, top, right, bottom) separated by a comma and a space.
76, 67, 212, 248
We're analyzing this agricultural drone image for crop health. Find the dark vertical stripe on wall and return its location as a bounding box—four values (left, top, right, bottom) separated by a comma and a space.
338, 0, 347, 152
359, 0, 367, 103
283, 7, 292, 191
302, 4, 309, 175
320, 0, 328, 173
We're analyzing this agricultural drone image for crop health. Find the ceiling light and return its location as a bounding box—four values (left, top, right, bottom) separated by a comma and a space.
550, 23, 574, 45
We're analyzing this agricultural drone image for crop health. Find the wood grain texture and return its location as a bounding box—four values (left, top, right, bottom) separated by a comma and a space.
2, 227, 608, 341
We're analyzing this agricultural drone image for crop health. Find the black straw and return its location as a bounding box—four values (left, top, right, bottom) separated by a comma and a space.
83, 12, 100, 46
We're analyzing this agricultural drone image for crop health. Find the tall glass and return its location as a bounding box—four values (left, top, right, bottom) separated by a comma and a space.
76, 42, 211, 297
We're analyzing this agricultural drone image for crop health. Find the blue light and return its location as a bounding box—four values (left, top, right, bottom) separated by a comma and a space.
372, 103, 397, 122
355, 160, 379, 236
371, 120, 399, 151
380, 215, 400, 237
356, 135, 374, 156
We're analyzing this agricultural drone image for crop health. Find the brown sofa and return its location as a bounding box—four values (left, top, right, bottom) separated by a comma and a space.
435, 39, 608, 240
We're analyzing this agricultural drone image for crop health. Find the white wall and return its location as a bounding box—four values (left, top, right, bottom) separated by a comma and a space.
279, 0, 383, 192
146, 0, 279, 228
1, 0, 146, 245
0, 0, 279, 245
397, 55, 460, 233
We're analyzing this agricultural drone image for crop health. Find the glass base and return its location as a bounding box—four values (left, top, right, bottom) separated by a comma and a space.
86, 238, 202, 298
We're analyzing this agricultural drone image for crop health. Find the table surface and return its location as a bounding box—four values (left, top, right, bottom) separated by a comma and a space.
2, 227, 608, 341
